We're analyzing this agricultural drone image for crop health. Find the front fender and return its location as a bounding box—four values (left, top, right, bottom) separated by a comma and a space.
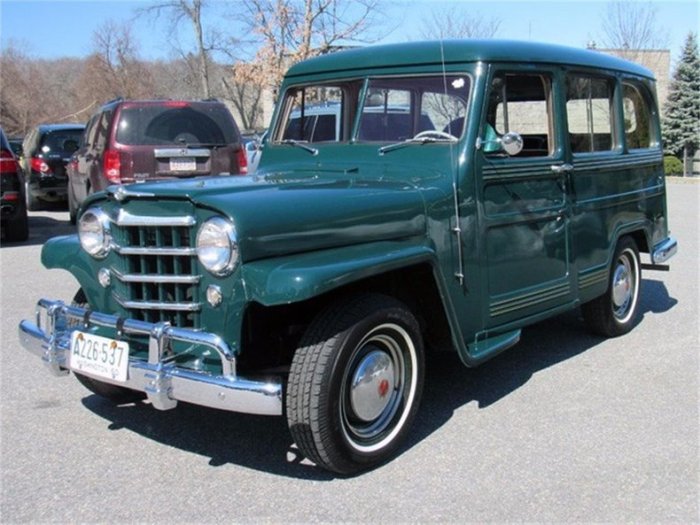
241, 241, 436, 306
41, 235, 95, 293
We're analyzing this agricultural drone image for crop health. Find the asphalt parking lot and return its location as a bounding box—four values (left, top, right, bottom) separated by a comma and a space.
1, 180, 697, 522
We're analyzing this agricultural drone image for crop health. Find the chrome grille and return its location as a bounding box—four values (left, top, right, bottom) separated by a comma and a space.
109, 211, 201, 328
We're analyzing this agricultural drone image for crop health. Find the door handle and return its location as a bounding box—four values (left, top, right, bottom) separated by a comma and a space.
551, 163, 573, 174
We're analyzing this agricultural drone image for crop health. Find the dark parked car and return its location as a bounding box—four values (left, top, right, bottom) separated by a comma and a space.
8, 137, 23, 157
21, 123, 84, 210
67, 98, 247, 223
1, 127, 28, 242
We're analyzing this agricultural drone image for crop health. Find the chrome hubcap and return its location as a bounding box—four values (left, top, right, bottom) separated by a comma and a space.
611, 251, 636, 320
350, 349, 395, 422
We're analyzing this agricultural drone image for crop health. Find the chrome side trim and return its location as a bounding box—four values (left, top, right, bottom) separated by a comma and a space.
111, 267, 200, 285
18, 299, 283, 416
154, 148, 211, 158
114, 245, 197, 256
651, 236, 677, 264
113, 294, 202, 312
113, 209, 196, 227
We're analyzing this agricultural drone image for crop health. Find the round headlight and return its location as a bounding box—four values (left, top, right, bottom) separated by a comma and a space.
78, 208, 111, 259
196, 217, 238, 276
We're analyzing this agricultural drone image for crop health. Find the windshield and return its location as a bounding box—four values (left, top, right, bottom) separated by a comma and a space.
274, 75, 470, 144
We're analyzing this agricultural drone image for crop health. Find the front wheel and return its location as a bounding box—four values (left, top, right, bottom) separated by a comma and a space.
286, 294, 424, 474
582, 237, 641, 337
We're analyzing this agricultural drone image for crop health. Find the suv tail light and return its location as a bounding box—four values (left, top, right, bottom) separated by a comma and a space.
0, 149, 19, 174
104, 149, 121, 183
30, 157, 52, 175
236, 148, 248, 175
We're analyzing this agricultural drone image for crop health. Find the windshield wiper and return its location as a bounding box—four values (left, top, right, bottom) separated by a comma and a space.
378, 135, 456, 155
280, 139, 319, 156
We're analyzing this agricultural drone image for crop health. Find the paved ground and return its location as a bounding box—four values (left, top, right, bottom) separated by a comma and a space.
1, 181, 697, 522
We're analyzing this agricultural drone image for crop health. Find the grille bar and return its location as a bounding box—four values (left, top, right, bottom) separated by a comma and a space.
115, 245, 197, 256
113, 294, 202, 312
111, 268, 200, 284
113, 209, 196, 227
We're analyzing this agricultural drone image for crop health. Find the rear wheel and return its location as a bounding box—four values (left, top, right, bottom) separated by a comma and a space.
287, 294, 424, 474
25, 181, 41, 211
582, 237, 641, 337
67, 183, 78, 224
70, 289, 145, 404
4, 209, 28, 242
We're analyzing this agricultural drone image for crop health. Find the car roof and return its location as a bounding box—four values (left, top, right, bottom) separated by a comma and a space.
37, 123, 85, 132
286, 39, 654, 80
106, 99, 226, 109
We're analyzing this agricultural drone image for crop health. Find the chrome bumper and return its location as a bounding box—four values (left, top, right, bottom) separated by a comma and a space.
18, 299, 283, 416
651, 236, 678, 264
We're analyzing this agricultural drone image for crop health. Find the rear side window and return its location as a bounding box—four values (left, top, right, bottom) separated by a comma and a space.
623, 82, 654, 149
566, 75, 615, 153
116, 104, 237, 146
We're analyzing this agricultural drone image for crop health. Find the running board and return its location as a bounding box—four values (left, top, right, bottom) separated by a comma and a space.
464, 329, 521, 366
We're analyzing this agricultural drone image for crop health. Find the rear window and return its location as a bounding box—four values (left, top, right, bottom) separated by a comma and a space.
39, 129, 83, 155
116, 104, 238, 146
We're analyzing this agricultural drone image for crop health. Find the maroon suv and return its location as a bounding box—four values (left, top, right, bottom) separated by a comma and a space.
67, 98, 247, 223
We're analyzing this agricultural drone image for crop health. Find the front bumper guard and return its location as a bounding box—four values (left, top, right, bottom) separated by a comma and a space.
18, 299, 283, 416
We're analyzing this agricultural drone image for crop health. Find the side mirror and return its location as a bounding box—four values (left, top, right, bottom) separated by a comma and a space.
500, 132, 524, 156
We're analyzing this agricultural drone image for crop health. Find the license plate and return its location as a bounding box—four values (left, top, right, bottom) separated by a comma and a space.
169, 157, 196, 171
70, 331, 129, 382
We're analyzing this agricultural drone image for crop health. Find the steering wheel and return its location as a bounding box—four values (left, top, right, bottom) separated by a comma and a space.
413, 130, 458, 142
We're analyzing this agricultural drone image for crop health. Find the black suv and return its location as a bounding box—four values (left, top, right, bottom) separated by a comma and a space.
67, 98, 247, 223
21, 123, 84, 210
1, 127, 29, 242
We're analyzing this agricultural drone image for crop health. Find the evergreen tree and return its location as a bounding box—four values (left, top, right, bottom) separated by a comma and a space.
663, 32, 700, 176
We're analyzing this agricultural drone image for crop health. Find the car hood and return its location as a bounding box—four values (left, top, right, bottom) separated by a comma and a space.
99, 167, 431, 262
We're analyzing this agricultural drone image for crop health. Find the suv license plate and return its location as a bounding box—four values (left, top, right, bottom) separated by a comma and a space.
70, 331, 129, 382
170, 157, 196, 171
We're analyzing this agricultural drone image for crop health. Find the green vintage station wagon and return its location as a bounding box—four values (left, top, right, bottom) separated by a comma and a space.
19, 40, 677, 474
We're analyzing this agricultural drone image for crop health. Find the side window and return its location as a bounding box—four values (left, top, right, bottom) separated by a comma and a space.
485, 73, 554, 157
82, 116, 97, 147
566, 75, 615, 153
623, 82, 654, 150
94, 110, 112, 150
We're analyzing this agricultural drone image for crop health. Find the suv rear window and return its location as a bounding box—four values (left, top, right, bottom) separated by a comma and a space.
40, 130, 83, 155
116, 104, 238, 146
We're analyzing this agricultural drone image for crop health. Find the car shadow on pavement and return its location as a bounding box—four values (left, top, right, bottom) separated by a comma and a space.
1, 209, 73, 248
81, 279, 676, 480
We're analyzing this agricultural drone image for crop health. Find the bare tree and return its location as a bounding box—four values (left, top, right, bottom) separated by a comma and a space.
239, 0, 384, 91
224, 62, 264, 131
597, 0, 668, 61
0, 43, 54, 135
83, 21, 154, 101
419, 7, 501, 40
140, 0, 236, 98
